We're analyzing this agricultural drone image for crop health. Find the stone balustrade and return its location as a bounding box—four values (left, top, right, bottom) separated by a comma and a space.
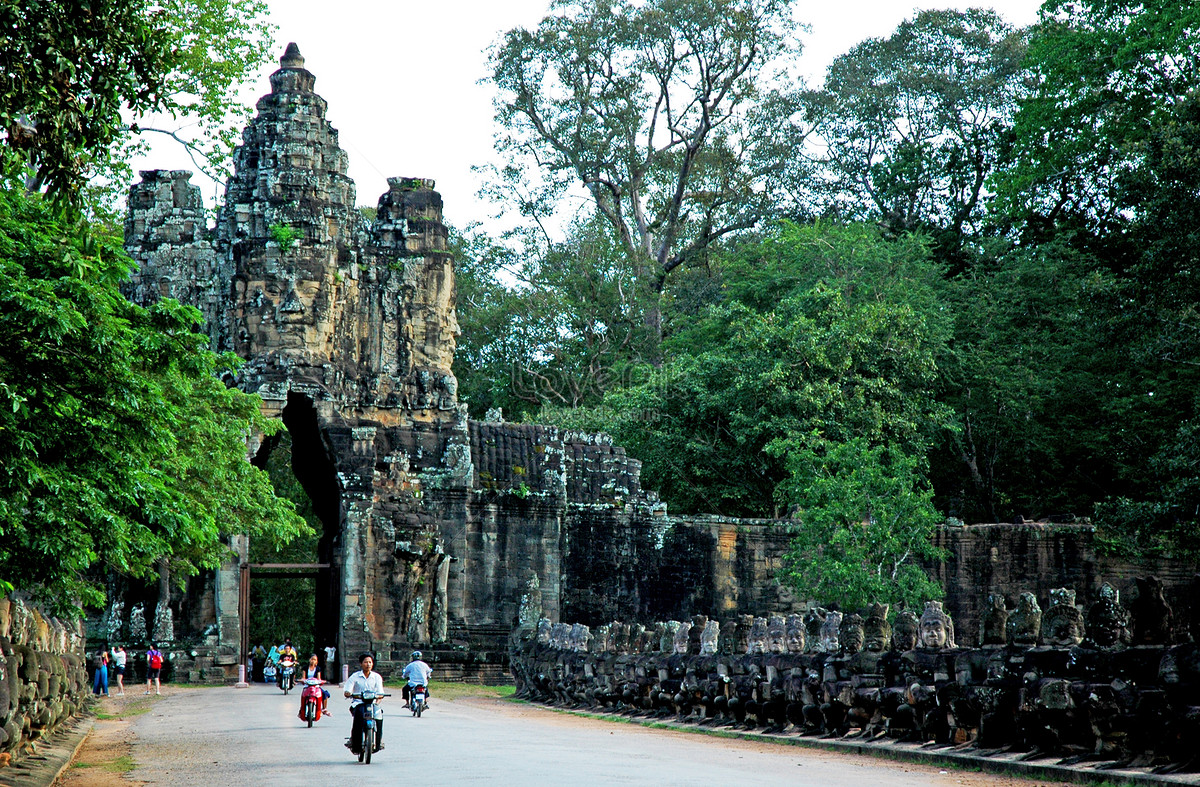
511, 577, 1200, 774
0, 596, 89, 766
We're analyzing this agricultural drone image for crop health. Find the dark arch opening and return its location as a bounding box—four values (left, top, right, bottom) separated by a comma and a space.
248, 392, 343, 677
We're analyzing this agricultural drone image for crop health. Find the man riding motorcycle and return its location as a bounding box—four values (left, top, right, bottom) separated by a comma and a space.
344, 652, 385, 755
276, 638, 299, 689
401, 650, 433, 709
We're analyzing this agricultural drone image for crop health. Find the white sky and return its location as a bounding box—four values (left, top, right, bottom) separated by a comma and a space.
135, 0, 1045, 232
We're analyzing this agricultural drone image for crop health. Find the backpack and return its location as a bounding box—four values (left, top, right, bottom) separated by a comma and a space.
150, 651, 163, 669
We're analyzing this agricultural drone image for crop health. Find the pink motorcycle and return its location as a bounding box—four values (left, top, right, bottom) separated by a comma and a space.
300, 678, 327, 727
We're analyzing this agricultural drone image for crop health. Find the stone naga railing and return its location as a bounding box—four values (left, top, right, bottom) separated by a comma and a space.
510, 578, 1200, 773
0, 596, 89, 765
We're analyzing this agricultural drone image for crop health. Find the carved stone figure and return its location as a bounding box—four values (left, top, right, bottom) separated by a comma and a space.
804, 608, 827, 653
785, 614, 806, 654
1086, 582, 1130, 649
818, 611, 843, 654
979, 593, 1008, 647
536, 617, 552, 645
673, 620, 692, 655
719, 619, 739, 656
747, 617, 769, 655
892, 610, 919, 652
766, 615, 788, 654
1042, 587, 1085, 647
919, 601, 953, 650
863, 603, 891, 653
838, 613, 865, 655
1006, 592, 1042, 648
700, 620, 720, 655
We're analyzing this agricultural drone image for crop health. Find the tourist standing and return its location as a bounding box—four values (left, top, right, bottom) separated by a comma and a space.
110, 645, 127, 695
145, 644, 164, 695
91, 649, 109, 696
323, 642, 337, 682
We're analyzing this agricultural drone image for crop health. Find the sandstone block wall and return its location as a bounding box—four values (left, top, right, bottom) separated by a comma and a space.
0, 596, 88, 765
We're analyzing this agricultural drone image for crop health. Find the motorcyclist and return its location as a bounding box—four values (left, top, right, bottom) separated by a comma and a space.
401, 650, 433, 709
343, 652, 385, 755
276, 638, 299, 688
298, 653, 330, 720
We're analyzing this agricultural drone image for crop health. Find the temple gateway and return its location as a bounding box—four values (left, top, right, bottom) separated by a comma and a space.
115, 45, 1193, 680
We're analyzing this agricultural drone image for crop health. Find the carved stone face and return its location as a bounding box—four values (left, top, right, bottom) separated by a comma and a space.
1087, 583, 1127, 648
893, 611, 919, 651
980, 593, 1009, 647
785, 614, 806, 654
919, 602, 951, 650
1043, 589, 1085, 647
839, 614, 865, 655
863, 604, 891, 653
747, 617, 768, 655
719, 620, 739, 656
818, 611, 842, 654
536, 618, 552, 645
1006, 592, 1042, 647
766, 616, 787, 654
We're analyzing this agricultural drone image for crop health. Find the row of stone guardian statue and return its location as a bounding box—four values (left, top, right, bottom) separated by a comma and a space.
510, 576, 1199, 775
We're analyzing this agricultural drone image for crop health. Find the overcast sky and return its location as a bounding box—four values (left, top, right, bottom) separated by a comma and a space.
136, 0, 1045, 231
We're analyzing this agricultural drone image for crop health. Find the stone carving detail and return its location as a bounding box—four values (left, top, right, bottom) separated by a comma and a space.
128, 603, 148, 643
512, 582, 1200, 773
979, 593, 1008, 647
1041, 587, 1085, 646
700, 620, 720, 655
1085, 582, 1129, 648
1006, 592, 1041, 647
517, 572, 542, 629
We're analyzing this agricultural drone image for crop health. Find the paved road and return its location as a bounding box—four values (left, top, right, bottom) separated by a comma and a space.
125, 684, 1039, 786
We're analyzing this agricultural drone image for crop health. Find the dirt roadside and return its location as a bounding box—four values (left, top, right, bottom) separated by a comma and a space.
55, 693, 157, 787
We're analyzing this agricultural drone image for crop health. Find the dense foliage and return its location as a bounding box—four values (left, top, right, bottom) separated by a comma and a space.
0, 0, 274, 209
0, 190, 307, 613
473, 0, 1200, 607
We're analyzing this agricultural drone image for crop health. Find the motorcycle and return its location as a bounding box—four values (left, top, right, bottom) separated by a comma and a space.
350, 690, 390, 764
409, 684, 427, 718
301, 678, 326, 727
278, 656, 296, 694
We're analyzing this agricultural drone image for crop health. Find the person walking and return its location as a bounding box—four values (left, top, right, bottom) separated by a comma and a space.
91, 649, 109, 696
110, 645, 127, 695
145, 644, 164, 695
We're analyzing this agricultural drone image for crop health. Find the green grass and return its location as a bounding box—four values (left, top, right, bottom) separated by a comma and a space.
379, 679, 514, 700
71, 754, 135, 773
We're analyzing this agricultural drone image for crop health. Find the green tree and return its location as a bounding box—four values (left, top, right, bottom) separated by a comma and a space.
0, 0, 274, 207
994, 0, 1200, 235
543, 222, 953, 516
453, 218, 648, 419
486, 0, 805, 354
803, 9, 1026, 258
774, 438, 945, 610
0, 189, 308, 613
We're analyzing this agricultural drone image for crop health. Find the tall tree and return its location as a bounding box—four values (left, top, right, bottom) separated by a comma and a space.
453, 218, 649, 419
0, 0, 274, 208
0, 189, 307, 613
803, 9, 1026, 258
543, 222, 953, 516
487, 0, 804, 356
994, 0, 1200, 236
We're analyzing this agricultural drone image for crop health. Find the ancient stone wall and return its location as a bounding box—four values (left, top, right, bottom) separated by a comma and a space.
0, 596, 88, 766
511, 577, 1200, 776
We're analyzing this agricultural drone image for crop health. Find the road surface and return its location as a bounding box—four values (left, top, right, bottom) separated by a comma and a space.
111, 684, 1044, 786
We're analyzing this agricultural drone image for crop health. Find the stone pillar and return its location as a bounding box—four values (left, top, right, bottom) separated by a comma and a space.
216, 534, 247, 651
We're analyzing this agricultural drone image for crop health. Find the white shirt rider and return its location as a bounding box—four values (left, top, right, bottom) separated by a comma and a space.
344, 666, 385, 708
402, 658, 432, 687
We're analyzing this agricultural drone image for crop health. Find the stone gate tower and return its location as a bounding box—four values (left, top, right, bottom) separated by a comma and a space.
123, 45, 665, 674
